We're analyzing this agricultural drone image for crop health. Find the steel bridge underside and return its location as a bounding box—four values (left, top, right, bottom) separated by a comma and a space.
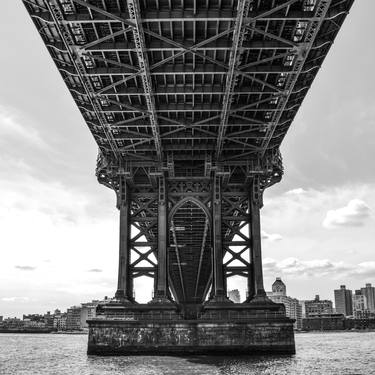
24, 0, 353, 306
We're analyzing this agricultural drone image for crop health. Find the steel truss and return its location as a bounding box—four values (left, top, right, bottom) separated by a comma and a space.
23, 0, 354, 308
113, 172, 269, 305
24, 0, 353, 165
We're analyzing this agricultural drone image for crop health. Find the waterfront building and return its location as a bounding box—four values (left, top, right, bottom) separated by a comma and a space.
22, 314, 46, 329
66, 306, 82, 330
43, 311, 54, 329
0, 316, 3, 322
53, 312, 67, 331
228, 289, 241, 303
352, 290, 369, 318
302, 313, 345, 331
267, 278, 302, 329
303, 295, 333, 317
360, 283, 375, 313
2, 318, 23, 329
23, 319, 46, 329
80, 302, 98, 328
23, 314, 44, 322
334, 285, 353, 317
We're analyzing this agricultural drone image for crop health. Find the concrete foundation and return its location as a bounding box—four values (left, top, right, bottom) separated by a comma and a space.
87, 302, 295, 355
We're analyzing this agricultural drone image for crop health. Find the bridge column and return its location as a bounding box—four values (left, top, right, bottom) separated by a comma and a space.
152, 174, 171, 303
210, 174, 230, 303
248, 177, 269, 302
115, 176, 133, 302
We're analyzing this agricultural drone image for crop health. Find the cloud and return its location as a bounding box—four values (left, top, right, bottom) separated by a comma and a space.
87, 268, 103, 273
14, 265, 36, 271
1, 297, 30, 302
323, 199, 371, 228
263, 257, 375, 279
0, 105, 48, 149
285, 188, 307, 196
351, 261, 375, 278
261, 230, 283, 241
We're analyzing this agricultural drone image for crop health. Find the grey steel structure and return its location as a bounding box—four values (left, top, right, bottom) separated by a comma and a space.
23, 0, 353, 354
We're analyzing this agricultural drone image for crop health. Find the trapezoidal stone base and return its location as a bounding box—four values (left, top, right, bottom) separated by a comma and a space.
87, 318, 295, 355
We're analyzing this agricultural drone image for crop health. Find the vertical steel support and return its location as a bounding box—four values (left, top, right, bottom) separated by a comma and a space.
152, 174, 171, 302
115, 176, 133, 302
250, 176, 266, 298
211, 174, 230, 302
247, 246, 255, 301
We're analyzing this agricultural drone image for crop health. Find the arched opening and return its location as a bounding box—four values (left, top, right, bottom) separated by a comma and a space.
133, 276, 154, 303
168, 198, 212, 310
227, 275, 247, 303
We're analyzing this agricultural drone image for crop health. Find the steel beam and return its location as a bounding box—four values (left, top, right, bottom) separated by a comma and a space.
210, 175, 230, 302
152, 175, 171, 302
115, 176, 133, 302
217, 0, 255, 159
249, 177, 266, 297
80, 40, 299, 51
126, 0, 162, 160
78, 65, 293, 76
32, 9, 347, 24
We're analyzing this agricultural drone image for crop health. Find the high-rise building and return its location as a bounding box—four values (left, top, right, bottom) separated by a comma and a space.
228, 289, 241, 303
267, 278, 302, 329
303, 295, 333, 317
360, 283, 375, 313
334, 285, 353, 317
352, 290, 369, 318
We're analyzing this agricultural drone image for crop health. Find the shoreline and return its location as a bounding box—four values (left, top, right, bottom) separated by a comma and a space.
0, 330, 87, 335
295, 329, 375, 333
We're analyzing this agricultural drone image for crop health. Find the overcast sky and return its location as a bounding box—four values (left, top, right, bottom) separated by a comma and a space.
1, 1, 374, 317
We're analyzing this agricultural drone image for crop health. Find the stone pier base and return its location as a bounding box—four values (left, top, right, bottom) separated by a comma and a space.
87, 318, 295, 355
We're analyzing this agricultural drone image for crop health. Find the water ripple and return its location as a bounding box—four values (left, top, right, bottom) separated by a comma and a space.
0, 331, 374, 374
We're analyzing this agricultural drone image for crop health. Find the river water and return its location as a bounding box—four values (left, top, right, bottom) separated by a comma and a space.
0, 331, 374, 374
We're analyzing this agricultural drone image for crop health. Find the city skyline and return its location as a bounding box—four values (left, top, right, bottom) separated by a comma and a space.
1, 0, 375, 317
2, 280, 374, 320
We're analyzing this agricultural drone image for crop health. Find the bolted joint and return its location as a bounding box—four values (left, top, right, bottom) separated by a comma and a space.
116, 176, 128, 209
213, 174, 222, 205
292, 43, 309, 61
251, 176, 264, 208
158, 174, 167, 206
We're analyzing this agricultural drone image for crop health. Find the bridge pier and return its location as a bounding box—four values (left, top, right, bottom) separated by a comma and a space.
87, 169, 295, 355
